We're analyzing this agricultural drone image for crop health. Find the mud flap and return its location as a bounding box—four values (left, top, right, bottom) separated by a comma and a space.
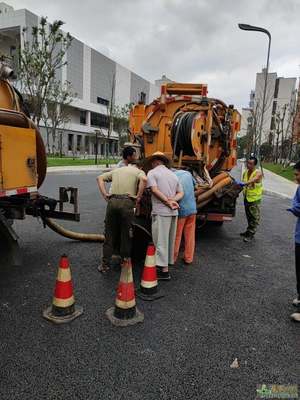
0, 213, 22, 267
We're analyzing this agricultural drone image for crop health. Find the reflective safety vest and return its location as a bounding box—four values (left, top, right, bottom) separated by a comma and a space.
242, 169, 263, 202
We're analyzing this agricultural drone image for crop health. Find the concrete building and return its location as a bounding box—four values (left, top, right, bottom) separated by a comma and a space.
240, 108, 252, 137
0, 2, 160, 156
253, 68, 296, 144
249, 90, 255, 109
241, 69, 297, 145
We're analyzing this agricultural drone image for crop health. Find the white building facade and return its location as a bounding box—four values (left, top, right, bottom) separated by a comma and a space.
0, 2, 161, 156
252, 68, 297, 144
240, 108, 252, 137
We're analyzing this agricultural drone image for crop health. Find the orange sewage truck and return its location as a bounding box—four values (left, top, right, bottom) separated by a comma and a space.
128, 82, 242, 226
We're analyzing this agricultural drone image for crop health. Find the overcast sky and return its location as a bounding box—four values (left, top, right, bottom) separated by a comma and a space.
6, 0, 300, 110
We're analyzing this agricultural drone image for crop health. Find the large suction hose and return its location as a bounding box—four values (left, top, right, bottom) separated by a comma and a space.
196, 176, 233, 209
197, 197, 213, 209
44, 218, 105, 242
195, 172, 229, 197
197, 176, 232, 203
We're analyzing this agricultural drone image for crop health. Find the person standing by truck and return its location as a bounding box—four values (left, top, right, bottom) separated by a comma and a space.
173, 169, 197, 265
241, 156, 263, 242
147, 152, 184, 280
101, 145, 137, 270
287, 161, 300, 322
116, 146, 137, 168
97, 164, 147, 272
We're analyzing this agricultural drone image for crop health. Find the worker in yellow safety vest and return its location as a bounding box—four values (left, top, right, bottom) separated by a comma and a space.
241, 156, 263, 242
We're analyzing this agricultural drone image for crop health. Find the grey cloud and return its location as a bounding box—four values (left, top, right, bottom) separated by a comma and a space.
7, 0, 300, 109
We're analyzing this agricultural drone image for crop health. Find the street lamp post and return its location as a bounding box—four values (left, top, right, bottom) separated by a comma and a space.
238, 23, 271, 165
94, 129, 99, 165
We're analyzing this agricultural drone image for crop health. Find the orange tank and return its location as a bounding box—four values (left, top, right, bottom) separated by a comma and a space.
0, 71, 46, 189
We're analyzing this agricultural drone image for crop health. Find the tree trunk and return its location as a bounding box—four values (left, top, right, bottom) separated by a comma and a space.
46, 127, 51, 154
275, 134, 280, 164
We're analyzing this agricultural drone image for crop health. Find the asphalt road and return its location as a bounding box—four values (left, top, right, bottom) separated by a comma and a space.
0, 168, 299, 400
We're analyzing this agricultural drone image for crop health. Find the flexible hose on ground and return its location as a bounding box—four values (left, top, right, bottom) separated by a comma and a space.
44, 218, 105, 242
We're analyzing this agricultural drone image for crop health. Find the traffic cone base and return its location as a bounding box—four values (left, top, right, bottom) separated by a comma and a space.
137, 287, 164, 301
43, 304, 83, 324
137, 244, 164, 301
106, 258, 144, 327
43, 255, 83, 324
105, 306, 144, 327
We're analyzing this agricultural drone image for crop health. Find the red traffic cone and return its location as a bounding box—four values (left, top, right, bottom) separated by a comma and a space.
106, 258, 144, 327
137, 243, 164, 301
43, 255, 83, 324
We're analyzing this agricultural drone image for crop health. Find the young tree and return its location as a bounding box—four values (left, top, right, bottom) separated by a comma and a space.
282, 98, 297, 164
42, 80, 76, 154
19, 17, 72, 126
260, 142, 273, 161
112, 103, 133, 145
273, 99, 296, 164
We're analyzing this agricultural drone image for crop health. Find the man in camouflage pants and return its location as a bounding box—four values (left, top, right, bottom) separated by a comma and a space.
241, 156, 263, 242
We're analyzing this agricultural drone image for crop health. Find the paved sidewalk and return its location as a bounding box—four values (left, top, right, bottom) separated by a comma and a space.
262, 168, 297, 199
47, 165, 114, 173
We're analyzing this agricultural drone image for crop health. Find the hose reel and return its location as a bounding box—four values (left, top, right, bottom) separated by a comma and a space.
171, 111, 198, 157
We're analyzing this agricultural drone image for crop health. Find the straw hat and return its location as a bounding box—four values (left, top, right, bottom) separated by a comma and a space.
146, 151, 171, 167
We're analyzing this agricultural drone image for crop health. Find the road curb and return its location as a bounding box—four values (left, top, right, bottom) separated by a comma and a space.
47, 166, 114, 173
263, 189, 292, 200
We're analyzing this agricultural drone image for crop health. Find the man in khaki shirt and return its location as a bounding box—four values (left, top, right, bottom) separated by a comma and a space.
97, 164, 147, 272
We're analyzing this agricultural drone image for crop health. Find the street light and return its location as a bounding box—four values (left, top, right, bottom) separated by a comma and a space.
94, 129, 100, 165
238, 23, 271, 165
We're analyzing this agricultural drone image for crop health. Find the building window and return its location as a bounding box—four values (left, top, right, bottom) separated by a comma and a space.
10, 46, 16, 57
80, 110, 87, 125
77, 135, 82, 152
139, 92, 146, 104
91, 112, 109, 128
101, 143, 104, 156
274, 79, 280, 99
97, 97, 109, 107
68, 134, 74, 151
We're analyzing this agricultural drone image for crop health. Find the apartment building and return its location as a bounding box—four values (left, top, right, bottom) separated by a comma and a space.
240, 107, 252, 137
240, 69, 297, 143
253, 69, 296, 143
0, 2, 160, 156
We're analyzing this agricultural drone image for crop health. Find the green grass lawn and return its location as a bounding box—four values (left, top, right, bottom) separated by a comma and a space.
263, 162, 295, 182
47, 157, 119, 167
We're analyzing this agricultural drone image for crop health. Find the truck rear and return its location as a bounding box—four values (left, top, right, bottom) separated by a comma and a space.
129, 82, 242, 225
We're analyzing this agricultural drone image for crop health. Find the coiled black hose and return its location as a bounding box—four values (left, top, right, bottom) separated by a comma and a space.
171, 112, 198, 157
